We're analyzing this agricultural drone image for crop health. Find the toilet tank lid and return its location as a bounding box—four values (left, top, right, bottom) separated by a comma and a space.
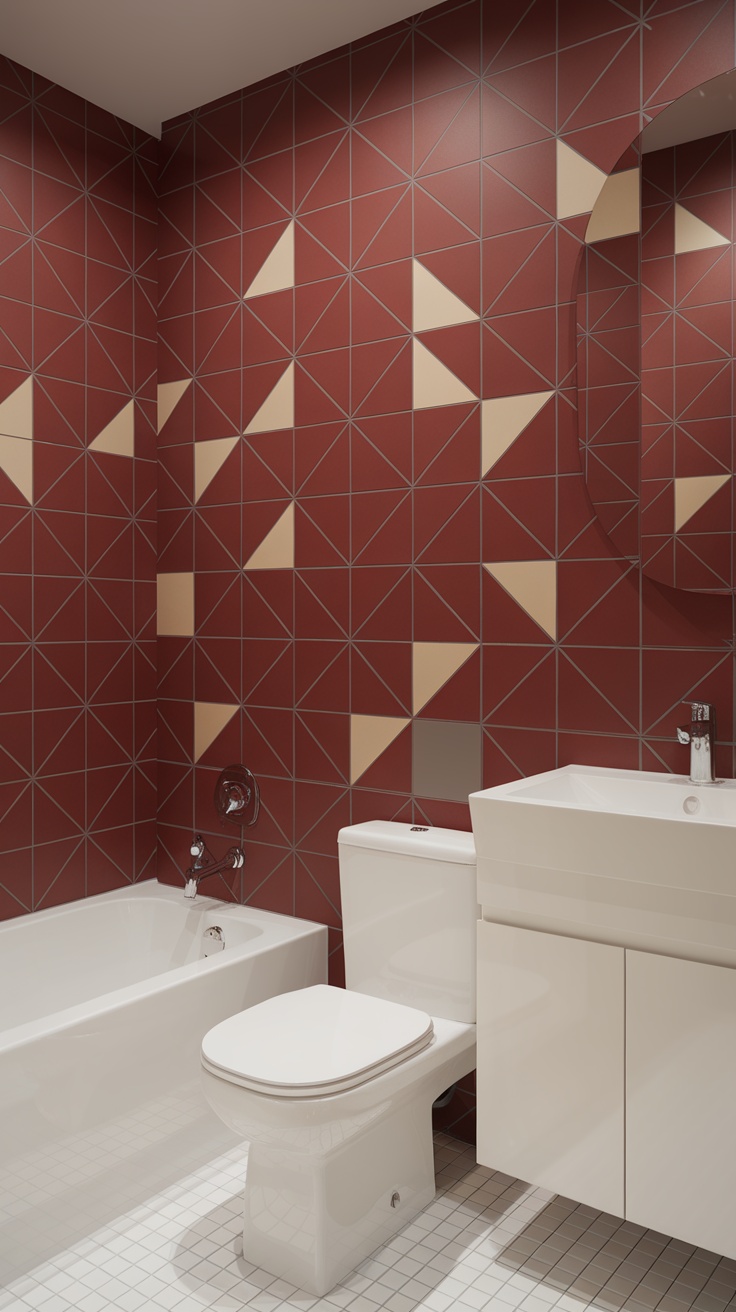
338, 821, 476, 865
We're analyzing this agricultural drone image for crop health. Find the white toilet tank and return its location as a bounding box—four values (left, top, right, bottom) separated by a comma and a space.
337, 821, 477, 1024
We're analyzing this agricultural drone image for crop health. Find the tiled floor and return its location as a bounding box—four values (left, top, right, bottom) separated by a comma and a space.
2, 1085, 735, 1312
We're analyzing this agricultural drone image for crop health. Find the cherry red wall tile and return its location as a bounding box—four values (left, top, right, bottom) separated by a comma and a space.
7, 1, 736, 1145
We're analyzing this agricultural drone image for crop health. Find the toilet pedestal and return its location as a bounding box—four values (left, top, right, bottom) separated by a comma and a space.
242, 1097, 436, 1296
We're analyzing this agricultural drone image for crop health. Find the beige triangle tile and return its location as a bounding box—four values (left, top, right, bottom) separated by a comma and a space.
485, 560, 557, 640
413, 260, 478, 332
674, 202, 729, 255
157, 378, 192, 434
195, 436, 239, 502
674, 473, 730, 531
244, 503, 294, 570
413, 339, 477, 411
90, 399, 135, 457
245, 362, 294, 435
194, 701, 239, 763
481, 391, 554, 475
157, 571, 195, 636
244, 222, 295, 299
0, 376, 33, 440
413, 642, 477, 714
0, 432, 32, 502
350, 714, 409, 784
585, 167, 640, 243
557, 140, 607, 220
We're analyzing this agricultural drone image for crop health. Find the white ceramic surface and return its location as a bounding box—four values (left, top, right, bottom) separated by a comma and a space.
201, 820, 478, 1296
470, 765, 736, 965
202, 1016, 476, 1294
338, 821, 478, 1022
0, 881, 327, 1164
201, 984, 434, 1095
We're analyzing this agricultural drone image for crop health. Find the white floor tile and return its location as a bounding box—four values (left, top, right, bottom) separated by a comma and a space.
2, 1083, 736, 1312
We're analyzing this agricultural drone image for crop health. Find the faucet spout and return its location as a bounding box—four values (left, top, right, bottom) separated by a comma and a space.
677, 701, 717, 785
183, 835, 245, 899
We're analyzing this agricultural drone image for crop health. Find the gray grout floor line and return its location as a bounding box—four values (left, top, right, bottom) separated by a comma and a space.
1, 1084, 735, 1312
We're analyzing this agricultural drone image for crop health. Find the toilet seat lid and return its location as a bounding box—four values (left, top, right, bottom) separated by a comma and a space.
201, 984, 434, 1097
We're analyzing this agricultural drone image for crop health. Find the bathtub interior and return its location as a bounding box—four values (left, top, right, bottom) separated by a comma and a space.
0, 887, 264, 1031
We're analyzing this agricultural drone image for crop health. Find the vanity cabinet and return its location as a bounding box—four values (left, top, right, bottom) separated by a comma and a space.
476, 920, 624, 1216
477, 921, 736, 1259
626, 950, 736, 1256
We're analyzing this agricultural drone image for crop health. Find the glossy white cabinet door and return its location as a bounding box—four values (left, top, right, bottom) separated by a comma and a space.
626, 950, 736, 1259
477, 920, 624, 1216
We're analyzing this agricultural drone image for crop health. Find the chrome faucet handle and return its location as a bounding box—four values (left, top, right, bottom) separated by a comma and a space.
682, 700, 714, 721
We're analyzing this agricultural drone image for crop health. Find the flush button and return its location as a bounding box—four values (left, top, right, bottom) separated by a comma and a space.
683, 795, 700, 816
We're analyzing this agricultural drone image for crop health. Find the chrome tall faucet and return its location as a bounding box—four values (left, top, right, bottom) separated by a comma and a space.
676, 701, 717, 785
184, 834, 245, 899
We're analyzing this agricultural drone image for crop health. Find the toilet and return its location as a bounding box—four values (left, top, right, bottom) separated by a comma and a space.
200, 820, 477, 1296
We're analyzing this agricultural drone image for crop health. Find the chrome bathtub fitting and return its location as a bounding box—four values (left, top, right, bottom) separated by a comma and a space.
676, 700, 717, 785
184, 834, 244, 899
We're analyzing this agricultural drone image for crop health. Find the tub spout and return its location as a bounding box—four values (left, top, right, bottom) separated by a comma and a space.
184, 834, 245, 899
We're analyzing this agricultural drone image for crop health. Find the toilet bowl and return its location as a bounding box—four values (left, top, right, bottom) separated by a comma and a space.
201, 821, 477, 1296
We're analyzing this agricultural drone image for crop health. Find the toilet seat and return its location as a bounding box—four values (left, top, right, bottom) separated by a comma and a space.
201, 984, 434, 1097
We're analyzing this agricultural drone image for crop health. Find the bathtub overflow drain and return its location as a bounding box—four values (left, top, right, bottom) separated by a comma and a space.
390, 1191, 401, 1208
203, 924, 225, 955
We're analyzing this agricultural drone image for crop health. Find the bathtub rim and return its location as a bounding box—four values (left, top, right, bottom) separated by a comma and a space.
0, 879, 328, 1057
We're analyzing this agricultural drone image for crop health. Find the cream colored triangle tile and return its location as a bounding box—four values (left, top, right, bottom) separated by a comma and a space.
350, 714, 409, 784
0, 376, 33, 440
413, 642, 477, 714
413, 260, 478, 332
481, 391, 554, 475
585, 167, 640, 243
157, 378, 192, 434
0, 433, 32, 502
244, 222, 295, 299
413, 339, 477, 411
194, 702, 239, 763
485, 560, 557, 640
90, 399, 135, 457
195, 436, 239, 502
674, 473, 730, 531
157, 571, 195, 636
674, 202, 729, 255
556, 140, 607, 220
245, 361, 294, 435
244, 503, 294, 570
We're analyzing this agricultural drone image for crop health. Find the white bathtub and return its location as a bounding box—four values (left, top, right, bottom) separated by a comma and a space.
0, 880, 328, 1277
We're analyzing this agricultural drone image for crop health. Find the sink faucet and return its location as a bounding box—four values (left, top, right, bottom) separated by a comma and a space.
676, 701, 717, 785
184, 834, 245, 899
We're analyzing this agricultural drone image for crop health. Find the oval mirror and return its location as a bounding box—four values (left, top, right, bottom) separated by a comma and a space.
577, 70, 736, 594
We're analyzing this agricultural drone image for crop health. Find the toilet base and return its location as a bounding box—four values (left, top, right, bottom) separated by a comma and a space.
241, 1095, 436, 1296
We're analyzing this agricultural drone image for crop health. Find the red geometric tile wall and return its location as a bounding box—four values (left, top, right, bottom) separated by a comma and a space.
0, 57, 159, 920
156, 0, 736, 1141
641, 131, 734, 590
2, 0, 736, 1146
577, 185, 641, 561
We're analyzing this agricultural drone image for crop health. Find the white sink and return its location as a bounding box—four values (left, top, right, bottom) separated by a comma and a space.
469, 765, 736, 966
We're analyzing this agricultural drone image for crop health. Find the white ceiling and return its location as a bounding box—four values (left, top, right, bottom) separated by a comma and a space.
0, 0, 445, 137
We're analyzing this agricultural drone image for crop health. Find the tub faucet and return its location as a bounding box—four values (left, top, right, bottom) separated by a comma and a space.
184, 834, 245, 898
676, 701, 717, 785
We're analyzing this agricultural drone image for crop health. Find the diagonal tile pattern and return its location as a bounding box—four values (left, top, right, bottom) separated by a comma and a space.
0, 61, 158, 919
4, 0, 736, 1155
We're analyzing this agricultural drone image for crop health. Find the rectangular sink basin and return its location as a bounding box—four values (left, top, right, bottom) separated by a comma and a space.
469, 766, 736, 966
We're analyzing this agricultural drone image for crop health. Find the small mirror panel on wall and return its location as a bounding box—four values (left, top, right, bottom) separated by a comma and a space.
577, 70, 736, 594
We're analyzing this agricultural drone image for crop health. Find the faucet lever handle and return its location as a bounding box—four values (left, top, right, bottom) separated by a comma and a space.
682, 700, 713, 720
